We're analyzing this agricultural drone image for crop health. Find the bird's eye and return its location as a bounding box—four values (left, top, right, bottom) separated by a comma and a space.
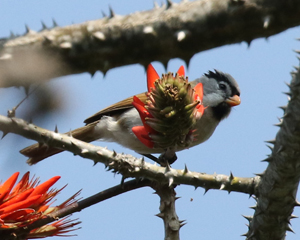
219, 83, 227, 90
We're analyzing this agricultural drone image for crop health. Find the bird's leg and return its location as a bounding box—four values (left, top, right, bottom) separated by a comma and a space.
142, 148, 177, 167
142, 154, 161, 165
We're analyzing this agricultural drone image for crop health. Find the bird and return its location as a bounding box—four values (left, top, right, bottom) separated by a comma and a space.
20, 65, 240, 165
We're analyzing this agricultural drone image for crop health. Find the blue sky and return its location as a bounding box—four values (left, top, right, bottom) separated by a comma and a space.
0, 1, 300, 239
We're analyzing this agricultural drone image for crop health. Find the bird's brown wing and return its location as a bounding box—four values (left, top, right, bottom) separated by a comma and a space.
84, 92, 147, 124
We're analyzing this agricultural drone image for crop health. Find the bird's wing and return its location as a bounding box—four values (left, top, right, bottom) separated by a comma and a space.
84, 92, 148, 124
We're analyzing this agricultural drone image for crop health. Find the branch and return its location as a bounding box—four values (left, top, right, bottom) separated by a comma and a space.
153, 184, 182, 240
244, 52, 300, 239
1, 0, 300, 87
0, 114, 258, 195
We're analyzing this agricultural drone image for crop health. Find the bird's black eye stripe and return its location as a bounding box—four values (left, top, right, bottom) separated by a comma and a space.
219, 83, 226, 90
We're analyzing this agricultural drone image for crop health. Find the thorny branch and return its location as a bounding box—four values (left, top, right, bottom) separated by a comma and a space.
0, 0, 300, 87
243, 52, 300, 239
0, 114, 258, 195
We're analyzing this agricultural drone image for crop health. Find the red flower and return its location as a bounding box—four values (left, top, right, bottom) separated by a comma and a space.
132, 64, 204, 149
0, 172, 80, 238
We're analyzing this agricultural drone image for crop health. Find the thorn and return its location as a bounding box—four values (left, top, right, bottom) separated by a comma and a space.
101, 10, 107, 18
43, 36, 53, 44
203, 188, 209, 195
154, 1, 160, 8
229, 171, 234, 181
25, 24, 31, 34
9, 31, 15, 38
261, 157, 273, 163
166, 0, 173, 9
176, 30, 189, 42
97, 150, 103, 156
88, 70, 96, 78
52, 19, 58, 27
246, 39, 252, 48
180, 222, 187, 228
249, 205, 256, 210
93, 160, 98, 166
182, 57, 191, 70
266, 144, 273, 151
241, 233, 248, 237
290, 214, 298, 219
278, 105, 287, 111
255, 172, 264, 177
274, 119, 283, 127
1, 131, 8, 139
286, 225, 295, 233
168, 177, 174, 186
54, 125, 58, 133
242, 215, 253, 222
220, 183, 226, 190
265, 139, 276, 145
41, 21, 47, 30
120, 176, 125, 187
155, 213, 164, 219
175, 196, 181, 201
183, 164, 189, 174
283, 91, 292, 97
294, 200, 300, 207
263, 15, 271, 28
252, 196, 258, 201
285, 81, 292, 89
67, 129, 73, 137
81, 149, 89, 154
93, 31, 106, 41
109, 5, 115, 18
143, 26, 154, 35
59, 42, 72, 49
112, 150, 117, 157
165, 162, 171, 172
161, 60, 168, 72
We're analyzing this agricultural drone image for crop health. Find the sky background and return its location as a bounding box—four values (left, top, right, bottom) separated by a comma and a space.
0, 1, 300, 239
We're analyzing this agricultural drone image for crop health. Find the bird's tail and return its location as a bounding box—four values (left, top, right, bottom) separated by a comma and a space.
20, 122, 98, 165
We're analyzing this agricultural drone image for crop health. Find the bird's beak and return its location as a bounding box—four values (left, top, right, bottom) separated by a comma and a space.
225, 95, 241, 106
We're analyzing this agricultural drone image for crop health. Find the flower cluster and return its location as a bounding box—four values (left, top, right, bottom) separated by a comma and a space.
132, 64, 204, 150
0, 172, 80, 239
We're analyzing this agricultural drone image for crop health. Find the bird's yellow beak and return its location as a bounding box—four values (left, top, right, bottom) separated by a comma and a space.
225, 95, 241, 106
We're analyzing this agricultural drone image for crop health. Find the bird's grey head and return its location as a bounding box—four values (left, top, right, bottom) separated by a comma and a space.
192, 70, 241, 120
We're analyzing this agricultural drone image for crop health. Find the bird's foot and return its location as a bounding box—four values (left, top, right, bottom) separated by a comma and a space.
142, 149, 177, 167
158, 149, 177, 167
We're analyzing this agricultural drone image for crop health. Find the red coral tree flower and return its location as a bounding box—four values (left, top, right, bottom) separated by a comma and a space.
132, 64, 205, 150
0, 172, 80, 239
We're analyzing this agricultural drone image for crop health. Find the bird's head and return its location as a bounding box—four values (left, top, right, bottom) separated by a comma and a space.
192, 70, 241, 121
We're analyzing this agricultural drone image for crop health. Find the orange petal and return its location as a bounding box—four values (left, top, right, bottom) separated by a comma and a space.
177, 65, 185, 77
0, 172, 19, 203
0, 195, 41, 215
29, 176, 60, 197
147, 64, 159, 92
11, 172, 30, 195
133, 95, 145, 107
132, 100, 153, 133
0, 188, 34, 209
132, 126, 154, 148
194, 83, 203, 101
0, 208, 35, 221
